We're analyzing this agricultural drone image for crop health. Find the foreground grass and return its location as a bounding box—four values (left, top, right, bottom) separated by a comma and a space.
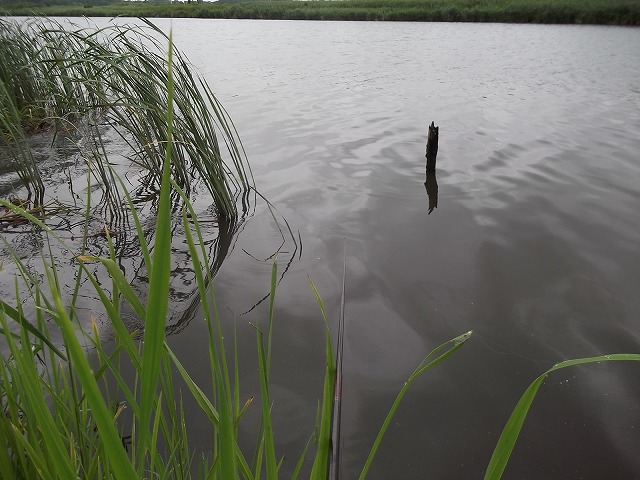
2, 0, 640, 25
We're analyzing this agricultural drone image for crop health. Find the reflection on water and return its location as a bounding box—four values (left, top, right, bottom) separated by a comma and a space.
424, 171, 438, 215
0, 121, 256, 343
425, 121, 439, 214
114, 193, 253, 337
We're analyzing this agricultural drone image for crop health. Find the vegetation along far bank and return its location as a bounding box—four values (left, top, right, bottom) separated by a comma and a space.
2, 0, 640, 25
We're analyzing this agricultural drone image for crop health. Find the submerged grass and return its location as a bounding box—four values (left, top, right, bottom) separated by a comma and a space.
0, 18, 638, 480
3, 0, 640, 25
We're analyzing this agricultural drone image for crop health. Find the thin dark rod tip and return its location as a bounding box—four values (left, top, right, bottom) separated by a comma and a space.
329, 241, 347, 480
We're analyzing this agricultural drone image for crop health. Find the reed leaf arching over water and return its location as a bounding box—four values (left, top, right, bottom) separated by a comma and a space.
0, 17, 252, 217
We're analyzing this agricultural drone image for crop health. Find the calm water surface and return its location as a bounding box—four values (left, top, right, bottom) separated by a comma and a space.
168, 20, 640, 479
9, 17, 640, 478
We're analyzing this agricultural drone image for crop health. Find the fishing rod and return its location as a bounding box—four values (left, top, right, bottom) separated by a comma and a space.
329, 244, 347, 480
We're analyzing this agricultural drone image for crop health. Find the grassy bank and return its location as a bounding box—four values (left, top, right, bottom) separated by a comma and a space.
2, 0, 640, 25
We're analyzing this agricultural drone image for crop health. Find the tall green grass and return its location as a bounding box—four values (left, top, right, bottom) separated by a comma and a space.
0, 18, 251, 216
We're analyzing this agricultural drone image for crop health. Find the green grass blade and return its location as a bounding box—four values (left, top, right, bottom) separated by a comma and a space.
267, 260, 277, 375
359, 331, 473, 480
77, 262, 142, 371
45, 269, 138, 479
256, 327, 278, 479
308, 278, 335, 480
253, 434, 265, 480
0, 313, 70, 479
0, 420, 15, 480
216, 359, 240, 479
166, 346, 220, 426
485, 354, 640, 480
234, 320, 241, 435
77, 256, 147, 320
291, 433, 315, 480
0, 300, 66, 361
167, 345, 254, 480
137, 28, 176, 462
149, 392, 164, 476
7, 422, 50, 479
114, 171, 152, 274
177, 193, 240, 479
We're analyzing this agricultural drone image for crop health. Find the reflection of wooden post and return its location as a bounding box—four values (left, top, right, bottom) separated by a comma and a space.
425, 121, 439, 173
424, 172, 438, 215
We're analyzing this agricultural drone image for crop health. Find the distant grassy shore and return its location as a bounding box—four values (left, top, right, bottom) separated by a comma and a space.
3, 0, 640, 25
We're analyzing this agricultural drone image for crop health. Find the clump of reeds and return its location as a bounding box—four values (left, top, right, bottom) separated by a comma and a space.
0, 18, 251, 216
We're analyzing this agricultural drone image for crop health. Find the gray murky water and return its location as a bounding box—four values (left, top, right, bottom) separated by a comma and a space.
4, 17, 640, 478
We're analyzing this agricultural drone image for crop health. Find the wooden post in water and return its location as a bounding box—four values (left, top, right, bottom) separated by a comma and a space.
425, 121, 439, 173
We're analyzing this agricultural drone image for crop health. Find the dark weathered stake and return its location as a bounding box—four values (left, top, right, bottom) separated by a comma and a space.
425, 121, 439, 173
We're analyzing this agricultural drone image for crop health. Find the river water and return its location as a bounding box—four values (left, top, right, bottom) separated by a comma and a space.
6, 17, 640, 478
